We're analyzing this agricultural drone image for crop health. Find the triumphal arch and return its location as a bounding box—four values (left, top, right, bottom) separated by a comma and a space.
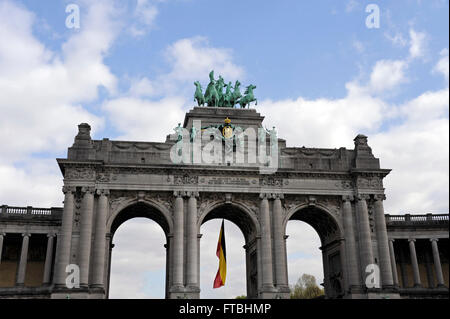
50, 98, 402, 299
1, 73, 448, 299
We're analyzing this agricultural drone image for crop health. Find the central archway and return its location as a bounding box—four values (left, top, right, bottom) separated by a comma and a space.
106, 201, 173, 298
198, 202, 260, 298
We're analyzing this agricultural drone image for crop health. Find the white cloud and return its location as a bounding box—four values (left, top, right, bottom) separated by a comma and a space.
409, 29, 427, 59
102, 96, 186, 142
103, 36, 244, 142
433, 49, 449, 82
128, 0, 162, 37
385, 32, 408, 47
165, 37, 244, 82
0, 1, 123, 207
0, 1, 120, 163
369, 59, 408, 93
258, 82, 387, 148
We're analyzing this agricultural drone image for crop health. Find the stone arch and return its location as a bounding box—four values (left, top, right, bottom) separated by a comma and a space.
283, 202, 345, 299
197, 199, 261, 298
105, 198, 173, 299
197, 200, 260, 242
107, 198, 173, 237
283, 202, 343, 244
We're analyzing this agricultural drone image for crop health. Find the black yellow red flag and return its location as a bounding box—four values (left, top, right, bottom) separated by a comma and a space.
213, 219, 226, 288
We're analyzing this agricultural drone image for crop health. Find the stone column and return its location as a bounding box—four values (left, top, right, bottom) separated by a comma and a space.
373, 195, 394, 288
272, 194, 288, 290
172, 191, 184, 290
355, 195, 374, 276
43, 233, 55, 285
77, 186, 95, 288
341, 195, 361, 290
54, 186, 75, 287
408, 239, 421, 288
16, 233, 30, 286
105, 235, 113, 299
0, 232, 5, 265
186, 192, 199, 290
388, 239, 399, 287
259, 193, 274, 290
91, 189, 109, 289
430, 238, 446, 288
399, 246, 409, 288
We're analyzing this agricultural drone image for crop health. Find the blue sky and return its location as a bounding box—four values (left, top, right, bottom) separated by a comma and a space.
0, 0, 448, 299
25, 0, 448, 104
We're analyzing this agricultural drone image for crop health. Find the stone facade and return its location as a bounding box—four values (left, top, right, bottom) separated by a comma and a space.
0, 107, 448, 299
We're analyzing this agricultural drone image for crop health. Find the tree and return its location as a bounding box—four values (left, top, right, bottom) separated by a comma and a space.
290, 274, 324, 299
235, 295, 246, 299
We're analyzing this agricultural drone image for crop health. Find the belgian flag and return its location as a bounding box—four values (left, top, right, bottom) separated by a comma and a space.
213, 219, 227, 288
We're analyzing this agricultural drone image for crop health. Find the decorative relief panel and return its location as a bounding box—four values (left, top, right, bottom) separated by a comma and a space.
145, 192, 174, 213
260, 176, 286, 187
174, 174, 198, 185
72, 192, 83, 231
199, 176, 258, 186
65, 167, 95, 180
356, 176, 383, 190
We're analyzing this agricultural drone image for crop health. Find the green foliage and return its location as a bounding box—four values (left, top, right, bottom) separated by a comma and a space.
235, 295, 247, 299
290, 274, 325, 299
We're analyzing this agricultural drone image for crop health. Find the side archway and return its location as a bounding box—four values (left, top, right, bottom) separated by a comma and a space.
105, 199, 174, 298
284, 203, 345, 299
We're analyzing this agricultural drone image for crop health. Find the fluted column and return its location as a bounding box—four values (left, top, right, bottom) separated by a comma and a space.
54, 186, 76, 287
272, 194, 288, 290
91, 189, 109, 289
172, 191, 184, 290
373, 195, 394, 288
356, 195, 374, 275
259, 193, 274, 289
430, 238, 445, 288
16, 233, 30, 286
77, 186, 95, 288
408, 239, 421, 287
388, 239, 399, 287
341, 195, 361, 290
186, 191, 199, 289
43, 233, 55, 285
0, 232, 5, 265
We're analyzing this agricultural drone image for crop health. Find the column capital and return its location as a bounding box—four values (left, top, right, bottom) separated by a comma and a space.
373, 194, 386, 201
21, 232, 31, 238
430, 237, 439, 242
62, 185, 76, 194
47, 232, 56, 238
81, 186, 95, 195
388, 238, 395, 243
0, 232, 5, 237
355, 194, 370, 201
173, 190, 187, 198
267, 193, 284, 200
342, 195, 354, 202
408, 238, 416, 243
96, 188, 110, 196
259, 192, 270, 199
186, 191, 199, 198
